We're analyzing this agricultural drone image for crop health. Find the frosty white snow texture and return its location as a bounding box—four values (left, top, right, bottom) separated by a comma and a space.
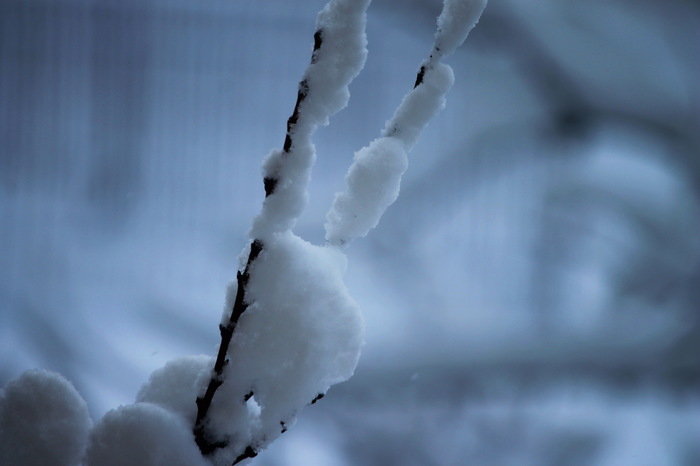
325, 137, 409, 245
228, 232, 362, 431
0, 369, 91, 466
435, 0, 488, 58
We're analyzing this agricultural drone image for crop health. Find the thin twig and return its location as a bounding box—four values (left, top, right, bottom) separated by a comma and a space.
192, 28, 325, 458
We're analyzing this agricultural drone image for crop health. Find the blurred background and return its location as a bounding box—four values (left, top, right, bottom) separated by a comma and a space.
2, 0, 699, 464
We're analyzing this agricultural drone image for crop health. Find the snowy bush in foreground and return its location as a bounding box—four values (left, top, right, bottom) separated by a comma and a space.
0, 0, 487, 464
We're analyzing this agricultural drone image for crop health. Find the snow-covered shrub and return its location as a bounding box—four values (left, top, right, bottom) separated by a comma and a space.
0, 0, 487, 464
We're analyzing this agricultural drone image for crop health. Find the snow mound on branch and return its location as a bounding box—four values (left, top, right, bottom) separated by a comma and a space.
435, 0, 488, 57
325, 64, 455, 246
136, 355, 214, 424
383, 63, 455, 149
325, 137, 408, 245
0, 369, 92, 466
302, 0, 371, 127
85, 402, 208, 466
209, 231, 364, 456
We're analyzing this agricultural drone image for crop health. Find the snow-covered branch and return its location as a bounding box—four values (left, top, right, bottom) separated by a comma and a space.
325, 0, 487, 246
0, 0, 487, 464
251, 0, 371, 240
193, 0, 371, 460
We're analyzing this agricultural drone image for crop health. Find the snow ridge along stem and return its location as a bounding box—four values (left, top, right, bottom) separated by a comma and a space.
324, 0, 487, 246
193, 0, 371, 459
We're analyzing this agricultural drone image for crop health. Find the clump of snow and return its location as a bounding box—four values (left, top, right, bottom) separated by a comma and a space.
325, 137, 408, 245
302, 0, 371, 126
85, 402, 208, 466
206, 231, 364, 460
239, 232, 363, 405
434, 0, 488, 58
136, 355, 214, 424
0, 369, 92, 466
325, 64, 455, 246
382, 63, 455, 148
